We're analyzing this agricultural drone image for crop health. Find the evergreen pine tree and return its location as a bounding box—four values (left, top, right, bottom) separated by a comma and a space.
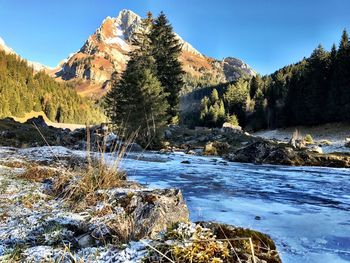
330, 43, 337, 62
199, 96, 210, 124
302, 45, 330, 124
105, 15, 170, 147
330, 29, 350, 120
218, 99, 226, 124
224, 79, 249, 125
249, 75, 262, 99
150, 12, 184, 123
210, 89, 219, 103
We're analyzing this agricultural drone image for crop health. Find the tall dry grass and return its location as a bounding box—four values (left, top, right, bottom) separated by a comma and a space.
33, 121, 138, 206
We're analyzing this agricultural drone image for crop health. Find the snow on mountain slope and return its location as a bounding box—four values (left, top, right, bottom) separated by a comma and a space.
55, 9, 256, 97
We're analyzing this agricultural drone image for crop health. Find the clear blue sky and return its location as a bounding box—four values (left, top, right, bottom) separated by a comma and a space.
0, 0, 349, 75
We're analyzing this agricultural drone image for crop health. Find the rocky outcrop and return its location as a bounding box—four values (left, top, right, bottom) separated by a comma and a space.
228, 141, 350, 168
95, 188, 189, 241
0, 117, 143, 152
223, 57, 256, 81
164, 126, 350, 168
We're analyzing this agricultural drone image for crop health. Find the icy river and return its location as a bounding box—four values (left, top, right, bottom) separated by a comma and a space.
116, 151, 350, 263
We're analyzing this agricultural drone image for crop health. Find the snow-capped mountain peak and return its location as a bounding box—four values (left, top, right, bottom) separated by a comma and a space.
55, 9, 256, 97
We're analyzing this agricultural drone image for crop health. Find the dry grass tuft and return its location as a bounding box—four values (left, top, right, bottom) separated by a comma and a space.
19, 166, 61, 182
0, 160, 29, 169
52, 126, 138, 209
20, 193, 45, 209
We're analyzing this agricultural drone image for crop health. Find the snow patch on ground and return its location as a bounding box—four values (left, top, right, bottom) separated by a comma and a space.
253, 123, 350, 153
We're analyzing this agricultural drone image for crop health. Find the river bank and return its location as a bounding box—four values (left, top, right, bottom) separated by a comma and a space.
0, 146, 281, 262
163, 125, 350, 168
1, 117, 350, 168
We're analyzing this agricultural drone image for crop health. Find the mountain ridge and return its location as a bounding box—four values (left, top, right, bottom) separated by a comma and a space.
0, 36, 53, 72
1, 9, 256, 98
54, 9, 256, 97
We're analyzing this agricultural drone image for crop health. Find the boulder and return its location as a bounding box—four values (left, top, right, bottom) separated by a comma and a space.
93, 188, 189, 242
204, 142, 217, 155
229, 141, 302, 165
164, 129, 172, 139
222, 122, 242, 134
204, 141, 230, 156
289, 138, 306, 149
25, 116, 48, 127
310, 145, 323, 154
230, 141, 276, 164
77, 233, 95, 248
127, 143, 143, 152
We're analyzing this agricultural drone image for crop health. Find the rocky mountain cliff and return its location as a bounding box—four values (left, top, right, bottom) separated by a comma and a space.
55, 9, 256, 97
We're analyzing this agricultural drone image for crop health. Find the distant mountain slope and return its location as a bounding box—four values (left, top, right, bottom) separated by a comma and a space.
0, 48, 106, 124
0, 37, 52, 72
55, 9, 256, 97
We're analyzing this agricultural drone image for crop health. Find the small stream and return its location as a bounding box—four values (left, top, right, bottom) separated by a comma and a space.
115, 151, 350, 263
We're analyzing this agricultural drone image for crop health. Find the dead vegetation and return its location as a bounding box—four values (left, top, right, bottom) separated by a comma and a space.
144, 222, 281, 263
19, 166, 61, 182
51, 127, 138, 210
0, 160, 29, 169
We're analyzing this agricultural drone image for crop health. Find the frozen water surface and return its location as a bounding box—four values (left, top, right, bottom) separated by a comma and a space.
113, 151, 350, 263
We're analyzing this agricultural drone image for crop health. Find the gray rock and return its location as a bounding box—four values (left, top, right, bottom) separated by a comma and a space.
105, 188, 189, 241
222, 122, 242, 134
310, 145, 323, 154
164, 130, 172, 139
127, 143, 143, 152
77, 233, 95, 248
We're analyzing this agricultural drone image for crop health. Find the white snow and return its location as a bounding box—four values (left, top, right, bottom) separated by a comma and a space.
104, 25, 130, 51
105, 36, 127, 47
253, 124, 350, 154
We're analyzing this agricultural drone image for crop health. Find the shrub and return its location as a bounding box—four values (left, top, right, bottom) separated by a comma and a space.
19, 166, 60, 182
304, 134, 314, 144
145, 223, 231, 263
226, 114, 239, 126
